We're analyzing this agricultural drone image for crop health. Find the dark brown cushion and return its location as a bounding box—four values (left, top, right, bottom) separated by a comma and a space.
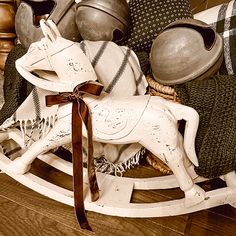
121, 0, 193, 53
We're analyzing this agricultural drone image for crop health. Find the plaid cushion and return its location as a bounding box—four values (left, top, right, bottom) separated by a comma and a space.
194, 0, 236, 75
120, 0, 193, 53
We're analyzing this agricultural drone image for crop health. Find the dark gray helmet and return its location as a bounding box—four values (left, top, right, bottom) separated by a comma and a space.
15, 0, 82, 49
150, 19, 223, 85
75, 0, 129, 42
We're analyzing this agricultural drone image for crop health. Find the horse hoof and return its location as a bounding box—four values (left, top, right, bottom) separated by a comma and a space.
184, 184, 205, 207
0, 132, 9, 143
6, 157, 31, 174
229, 200, 236, 208
224, 171, 236, 187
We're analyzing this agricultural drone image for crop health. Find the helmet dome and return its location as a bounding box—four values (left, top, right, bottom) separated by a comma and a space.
150, 19, 223, 85
75, 0, 129, 42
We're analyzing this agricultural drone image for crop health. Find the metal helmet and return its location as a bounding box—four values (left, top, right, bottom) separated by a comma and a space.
15, 0, 82, 49
75, 0, 129, 42
150, 19, 223, 85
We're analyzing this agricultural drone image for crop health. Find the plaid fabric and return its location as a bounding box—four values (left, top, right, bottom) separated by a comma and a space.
79, 40, 148, 96
0, 87, 58, 147
77, 40, 148, 169
0, 42, 147, 175
194, 0, 236, 75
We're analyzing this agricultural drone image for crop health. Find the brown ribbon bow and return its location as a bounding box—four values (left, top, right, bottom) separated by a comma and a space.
45, 80, 104, 231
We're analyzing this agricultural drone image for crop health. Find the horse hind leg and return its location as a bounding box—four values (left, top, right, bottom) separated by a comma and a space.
170, 147, 205, 207
6, 120, 71, 174
138, 111, 205, 207
143, 139, 205, 206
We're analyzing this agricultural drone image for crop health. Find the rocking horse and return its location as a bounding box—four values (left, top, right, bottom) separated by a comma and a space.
0, 20, 235, 230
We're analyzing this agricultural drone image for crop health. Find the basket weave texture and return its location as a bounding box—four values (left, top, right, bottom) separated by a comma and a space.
147, 75, 181, 103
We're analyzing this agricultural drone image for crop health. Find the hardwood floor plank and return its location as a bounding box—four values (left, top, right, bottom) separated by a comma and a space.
86, 212, 185, 236
0, 174, 93, 235
1, 168, 235, 236
184, 222, 223, 236
184, 210, 236, 236
0, 197, 89, 236
0, 174, 187, 235
209, 204, 236, 220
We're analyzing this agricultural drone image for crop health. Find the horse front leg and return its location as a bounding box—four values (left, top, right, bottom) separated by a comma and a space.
6, 119, 71, 174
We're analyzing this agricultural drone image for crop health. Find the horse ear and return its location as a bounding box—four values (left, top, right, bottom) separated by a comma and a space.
47, 20, 62, 37
39, 19, 61, 43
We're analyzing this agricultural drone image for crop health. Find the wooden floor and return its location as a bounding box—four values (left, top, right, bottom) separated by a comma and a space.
0, 158, 235, 236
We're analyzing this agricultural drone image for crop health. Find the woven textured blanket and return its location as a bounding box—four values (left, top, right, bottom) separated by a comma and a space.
175, 75, 236, 178
0, 45, 34, 125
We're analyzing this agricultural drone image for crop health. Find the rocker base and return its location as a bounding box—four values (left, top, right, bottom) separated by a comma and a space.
0, 152, 235, 218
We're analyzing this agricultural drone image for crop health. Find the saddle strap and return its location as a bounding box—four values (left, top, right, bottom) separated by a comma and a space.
45, 80, 104, 231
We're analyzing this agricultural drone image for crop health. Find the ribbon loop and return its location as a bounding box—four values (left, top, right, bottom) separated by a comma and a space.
46, 80, 104, 106
45, 80, 103, 231
73, 81, 104, 97
67, 93, 79, 102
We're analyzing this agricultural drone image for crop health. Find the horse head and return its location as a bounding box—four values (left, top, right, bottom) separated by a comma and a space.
16, 19, 97, 92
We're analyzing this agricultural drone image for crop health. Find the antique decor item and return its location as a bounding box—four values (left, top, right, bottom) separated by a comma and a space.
0, 0, 17, 71
15, 0, 82, 49
0, 18, 235, 232
150, 18, 223, 85
75, 0, 129, 42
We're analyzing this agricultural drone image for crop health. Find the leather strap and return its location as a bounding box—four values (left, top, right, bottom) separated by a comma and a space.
45, 80, 104, 230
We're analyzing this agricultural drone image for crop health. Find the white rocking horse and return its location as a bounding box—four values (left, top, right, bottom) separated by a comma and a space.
0, 19, 235, 228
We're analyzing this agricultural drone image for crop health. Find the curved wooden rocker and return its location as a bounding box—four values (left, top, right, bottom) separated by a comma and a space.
0, 19, 235, 224
0, 136, 235, 217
